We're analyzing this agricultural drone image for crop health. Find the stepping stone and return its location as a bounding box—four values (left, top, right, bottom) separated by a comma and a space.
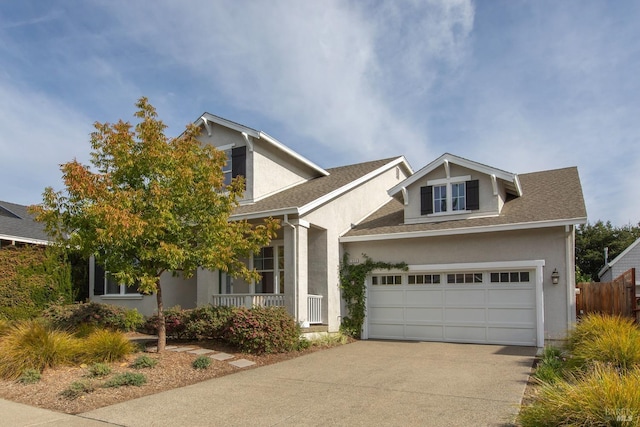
229, 359, 256, 368
187, 348, 214, 355
169, 346, 196, 352
210, 352, 234, 361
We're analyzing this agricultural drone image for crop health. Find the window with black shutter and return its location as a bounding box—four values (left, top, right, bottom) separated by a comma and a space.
466, 179, 479, 210
231, 147, 246, 180
420, 186, 433, 215
94, 263, 105, 296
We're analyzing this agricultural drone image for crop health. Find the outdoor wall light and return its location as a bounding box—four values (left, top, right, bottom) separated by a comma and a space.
551, 268, 560, 285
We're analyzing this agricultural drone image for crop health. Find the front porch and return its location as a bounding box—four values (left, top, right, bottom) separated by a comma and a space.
211, 293, 324, 325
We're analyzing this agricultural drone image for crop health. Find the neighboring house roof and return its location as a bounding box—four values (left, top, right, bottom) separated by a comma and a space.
0, 200, 49, 245
598, 237, 640, 279
389, 153, 522, 198
195, 112, 329, 177
341, 167, 587, 241
231, 157, 411, 220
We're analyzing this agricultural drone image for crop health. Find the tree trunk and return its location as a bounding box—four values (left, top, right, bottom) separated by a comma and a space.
155, 278, 166, 352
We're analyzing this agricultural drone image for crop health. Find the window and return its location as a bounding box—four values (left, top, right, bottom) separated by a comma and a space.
490, 271, 530, 283
371, 275, 402, 285
408, 274, 441, 285
433, 185, 447, 213
222, 147, 247, 187
452, 183, 465, 211
254, 246, 284, 294
447, 272, 483, 284
420, 179, 479, 215
94, 264, 138, 296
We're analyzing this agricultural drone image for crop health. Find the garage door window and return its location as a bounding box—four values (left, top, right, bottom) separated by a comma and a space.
408, 274, 441, 284
490, 271, 530, 283
447, 272, 483, 284
371, 275, 402, 285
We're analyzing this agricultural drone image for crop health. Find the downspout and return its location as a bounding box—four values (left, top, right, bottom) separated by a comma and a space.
283, 214, 298, 322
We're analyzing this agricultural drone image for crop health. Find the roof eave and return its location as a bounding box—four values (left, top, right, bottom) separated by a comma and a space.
340, 217, 588, 243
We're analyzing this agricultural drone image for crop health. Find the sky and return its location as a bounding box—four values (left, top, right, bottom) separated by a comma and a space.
1, 1, 639, 225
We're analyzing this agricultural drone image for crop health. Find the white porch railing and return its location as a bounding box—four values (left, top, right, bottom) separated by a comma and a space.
211, 293, 323, 325
307, 294, 323, 325
212, 294, 285, 308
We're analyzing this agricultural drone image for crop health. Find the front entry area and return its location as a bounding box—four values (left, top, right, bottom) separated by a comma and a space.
365, 262, 543, 346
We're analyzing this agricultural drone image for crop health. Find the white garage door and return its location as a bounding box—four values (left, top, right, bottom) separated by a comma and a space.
367, 269, 537, 346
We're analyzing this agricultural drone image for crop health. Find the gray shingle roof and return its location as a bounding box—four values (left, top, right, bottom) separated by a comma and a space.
0, 200, 50, 243
232, 158, 400, 217
343, 167, 587, 239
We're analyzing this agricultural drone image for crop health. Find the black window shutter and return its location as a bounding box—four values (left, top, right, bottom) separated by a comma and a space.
420, 186, 433, 215
231, 147, 246, 179
94, 263, 105, 296
466, 180, 479, 210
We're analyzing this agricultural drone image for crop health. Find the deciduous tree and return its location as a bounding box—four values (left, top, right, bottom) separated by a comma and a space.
32, 98, 279, 351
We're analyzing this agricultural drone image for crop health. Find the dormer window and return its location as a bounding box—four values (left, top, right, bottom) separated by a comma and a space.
421, 178, 479, 215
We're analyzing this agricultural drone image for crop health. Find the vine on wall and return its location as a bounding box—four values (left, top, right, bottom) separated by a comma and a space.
339, 253, 407, 338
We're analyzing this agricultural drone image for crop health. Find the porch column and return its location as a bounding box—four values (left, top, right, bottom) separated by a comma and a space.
283, 218, 310, 327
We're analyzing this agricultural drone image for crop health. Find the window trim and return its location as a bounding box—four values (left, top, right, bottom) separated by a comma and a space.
421, 175, 479, 217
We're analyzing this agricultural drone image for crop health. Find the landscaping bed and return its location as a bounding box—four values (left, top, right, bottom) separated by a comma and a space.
0, 336, 344, 414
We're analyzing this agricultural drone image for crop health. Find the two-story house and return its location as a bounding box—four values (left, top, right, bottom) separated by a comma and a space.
90, 116, 587, 347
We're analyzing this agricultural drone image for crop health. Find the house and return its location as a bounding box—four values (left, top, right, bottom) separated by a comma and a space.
0, 200, 49, 248
598, 237, 640, 295
89, 114, 587, 347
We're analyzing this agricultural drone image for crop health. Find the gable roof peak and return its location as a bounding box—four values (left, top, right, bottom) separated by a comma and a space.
388, 153, 521, 197
194, 112, 328, 177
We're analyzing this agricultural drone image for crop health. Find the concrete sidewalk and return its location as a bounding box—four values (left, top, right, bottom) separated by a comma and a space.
4, 340, 536, 426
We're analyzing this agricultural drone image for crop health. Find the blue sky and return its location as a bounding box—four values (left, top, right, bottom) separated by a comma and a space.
1, 1, 638, 225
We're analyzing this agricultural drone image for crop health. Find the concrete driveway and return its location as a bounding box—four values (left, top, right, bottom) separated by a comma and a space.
74, 340, 535, 427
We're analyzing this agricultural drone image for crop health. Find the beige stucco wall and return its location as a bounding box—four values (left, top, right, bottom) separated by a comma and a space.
404, 164, 500, 223
302, 163, 411, 331
252, 142, 318, 201
343, 226, 575, 341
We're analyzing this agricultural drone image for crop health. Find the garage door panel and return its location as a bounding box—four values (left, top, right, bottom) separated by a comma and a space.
445, 325, 487, 342
368, 323, 404, 338
405, 307, 443, 322
368, 307, 404, 322
487, 327, 536, 345
445, 307, 486, 322
405, 324, 444, 340
445, 289, 485, 306
488, 288, 535, 305
369, 290, 404, 305
488, 308, 536, 323
406, 289, 443, 305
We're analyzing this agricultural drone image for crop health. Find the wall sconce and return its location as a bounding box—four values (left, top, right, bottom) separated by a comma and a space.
551, 268, 560, 285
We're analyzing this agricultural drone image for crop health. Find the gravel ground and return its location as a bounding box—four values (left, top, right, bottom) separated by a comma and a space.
0, 338, 336, 415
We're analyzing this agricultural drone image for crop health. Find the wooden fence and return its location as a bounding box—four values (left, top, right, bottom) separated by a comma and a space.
576, 268, 639, 322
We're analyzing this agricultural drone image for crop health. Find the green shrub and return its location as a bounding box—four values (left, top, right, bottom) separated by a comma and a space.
184, 305, 235, 340
519, 364, 640, 426
0, 320, 81, 379
87, 362, 112, 378
81, 329, 135, 363
534, 346, 566, 383
131, 355, 158, 369
43, 301, 144, 332
567, 314, 640, 371
61, 380, 94, 399
103, 372, 147, 388
192, 355, 212, 370
224, 306, 301, 354
17, 368, 42, 384
141, 306, 187, 338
